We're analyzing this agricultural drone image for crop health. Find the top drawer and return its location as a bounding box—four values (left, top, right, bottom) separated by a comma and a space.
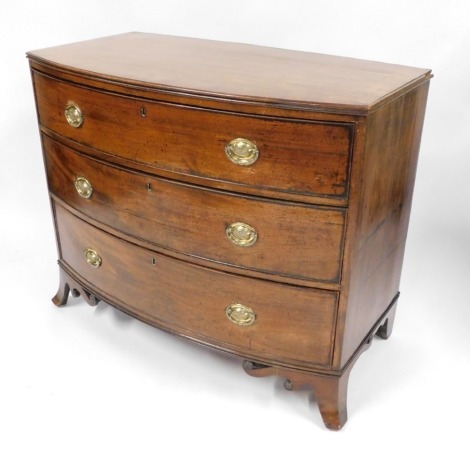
33, 72, 353, 202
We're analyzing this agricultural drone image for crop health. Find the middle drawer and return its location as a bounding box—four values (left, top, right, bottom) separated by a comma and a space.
44, 136, 345, 284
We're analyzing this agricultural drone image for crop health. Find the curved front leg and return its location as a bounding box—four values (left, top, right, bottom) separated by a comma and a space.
243, 361, 350, 430
51, 267, 101, 307
243, 336, 373, 430
52, 268, 71, 306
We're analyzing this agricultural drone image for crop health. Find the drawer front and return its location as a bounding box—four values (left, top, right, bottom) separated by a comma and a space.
34, 71, 352, 200
45, 136, 345, 283
55, 203, 337, 367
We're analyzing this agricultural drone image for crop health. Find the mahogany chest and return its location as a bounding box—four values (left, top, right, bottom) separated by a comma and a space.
28, 33, 431, 429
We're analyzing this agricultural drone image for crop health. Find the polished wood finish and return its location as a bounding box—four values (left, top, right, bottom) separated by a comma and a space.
28, 32, 430, 114
54, 203, 338, 368
34, 71, 352, 201
333, 81, 430, 368
52, 265, 100, 307
243, 335, 372, 431
43, 135, 345, 283
28, 33, 431, 430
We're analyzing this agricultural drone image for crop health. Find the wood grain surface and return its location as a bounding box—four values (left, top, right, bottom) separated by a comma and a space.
54, 202, 338, 368
44, 135, 345, 283
28, 32, 432, 429
28, 32, 431, 113
33, 71, 353, 201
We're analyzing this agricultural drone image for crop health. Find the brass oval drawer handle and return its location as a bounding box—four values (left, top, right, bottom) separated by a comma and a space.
226, 222, 258, 247
84, 248, 102, 268
74, 176, 93, 199
65, 101, 83, 128
225, 138, 259, 166
226, 303, 256, 327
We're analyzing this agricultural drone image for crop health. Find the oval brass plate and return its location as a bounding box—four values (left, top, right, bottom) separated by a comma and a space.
226, 303, 256, 327
75, 176, 93, 199
226, 222, 258, 247
84, 248, 102, 268
225, 138, 259, 166
65, 101, 83, 128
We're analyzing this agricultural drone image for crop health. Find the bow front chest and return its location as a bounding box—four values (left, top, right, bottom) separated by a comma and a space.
28, 33, 431, 429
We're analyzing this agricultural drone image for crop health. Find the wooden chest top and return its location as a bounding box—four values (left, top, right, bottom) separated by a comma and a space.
27, 32, 431, 114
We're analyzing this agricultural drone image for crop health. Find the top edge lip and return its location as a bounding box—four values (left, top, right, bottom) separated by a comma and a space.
28, 57, 432, 117
27, 32, 432, 116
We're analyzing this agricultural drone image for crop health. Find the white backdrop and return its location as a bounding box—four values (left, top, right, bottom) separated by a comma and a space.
1, 1, 469, 460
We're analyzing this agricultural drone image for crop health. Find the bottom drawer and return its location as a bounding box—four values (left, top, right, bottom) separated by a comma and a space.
54, 203, 338, 368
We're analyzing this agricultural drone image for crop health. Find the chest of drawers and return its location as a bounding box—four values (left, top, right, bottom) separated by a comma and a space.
28, 33, 431, 430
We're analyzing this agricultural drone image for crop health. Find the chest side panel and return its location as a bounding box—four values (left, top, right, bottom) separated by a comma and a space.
334, 81, 430, 369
